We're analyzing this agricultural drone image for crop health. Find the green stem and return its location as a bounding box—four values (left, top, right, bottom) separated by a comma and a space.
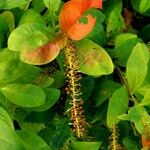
116, 66, 138, 104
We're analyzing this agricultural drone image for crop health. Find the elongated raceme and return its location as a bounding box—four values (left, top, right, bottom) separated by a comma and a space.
109, 126, 123, 150
64, 40, 86, 138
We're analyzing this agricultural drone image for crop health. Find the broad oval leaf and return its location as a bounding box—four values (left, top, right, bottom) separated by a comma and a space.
33, 88, 60, 112
107, 86, 129, 128
59, 0, 102, 40
17, 130, 50, 150
8, 23, 51, 52
1, 84, 46, 107
0, 120, 25, 150
126, 43, 149, 94
76, 39, 114, 76
20, 34, 67, 65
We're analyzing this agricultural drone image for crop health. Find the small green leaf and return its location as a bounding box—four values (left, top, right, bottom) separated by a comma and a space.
105, 0, 125, 37
8, 23, 52, 52
0, 11, 15, 32
1, 84, 46, 107
43, 0, 61, 12
126, 43, 149, 94
118, 105, 150, 133
107, 86, 129, 128
76, 39, 114, 76
140, 88, 150, 106
114, 33, 142, 66
131, 0, 150, 16
69, 142, 101, 150
16, 131, 50, 150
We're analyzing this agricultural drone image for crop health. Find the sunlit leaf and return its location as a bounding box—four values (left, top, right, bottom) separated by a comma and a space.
118, 105, 150, 134
0, 120, 25, 150
107, 86, 129, 128
126, 43, 149, 94
19, 9, 45, 25
76, 39, 114, 76
20, 34, 67, 65
43, 0, 61, 12
1, 84, 46, 107
8, 23, 52, 52
0, 0, 31, 9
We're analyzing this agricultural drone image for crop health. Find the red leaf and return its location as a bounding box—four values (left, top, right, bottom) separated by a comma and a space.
59, 0, 102, 41
20, 34, 67, 65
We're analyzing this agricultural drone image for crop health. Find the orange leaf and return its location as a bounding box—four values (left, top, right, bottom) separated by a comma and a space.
20, 34, 67, 65
142, 135, 150, 149
59, 0, 102, 40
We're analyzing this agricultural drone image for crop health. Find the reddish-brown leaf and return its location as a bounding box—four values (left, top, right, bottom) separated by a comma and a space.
142, 135, 150, 149
20, 34, 67, 65
59, 0, 102, 40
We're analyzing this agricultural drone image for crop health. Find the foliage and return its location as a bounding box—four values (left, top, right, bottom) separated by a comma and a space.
0, 0, 150, 149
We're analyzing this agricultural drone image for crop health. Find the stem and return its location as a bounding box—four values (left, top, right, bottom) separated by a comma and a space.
116, 66, 138, 104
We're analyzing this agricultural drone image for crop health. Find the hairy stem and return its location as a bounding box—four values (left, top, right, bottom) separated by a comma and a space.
64, 40, 86, 138
109, 126, 123, 150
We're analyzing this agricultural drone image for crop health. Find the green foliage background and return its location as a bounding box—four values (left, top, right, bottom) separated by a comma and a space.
0, 0, 150, 149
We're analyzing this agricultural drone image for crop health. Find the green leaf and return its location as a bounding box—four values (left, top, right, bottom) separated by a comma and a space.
131, 0, 150, 16
76, 39, 114, 76
0, 49, 41, 86
8, 23, 52, 52
19, 9, 45, 26
126, 43, 149, 94
1, 84, 46, 107
0, 0, 31, 10
43, 0, 61, 12
0, 11, 15, 32
140, 88, 150, 106
31, 0, 45, 12
93, 80, 121, 107
69, 142, 101, 150
139, 24, 150, 41
0, 16, 8, 33
0, 106, 14, 129
107, 86, 129, 128
118, 105, 150, 133
123, 137, 139, 150
105, 0, 125, 37
0, 120, 25, 150
114, 33, 142, 66
16, 131, 50, 150
33, 88, 60, 112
